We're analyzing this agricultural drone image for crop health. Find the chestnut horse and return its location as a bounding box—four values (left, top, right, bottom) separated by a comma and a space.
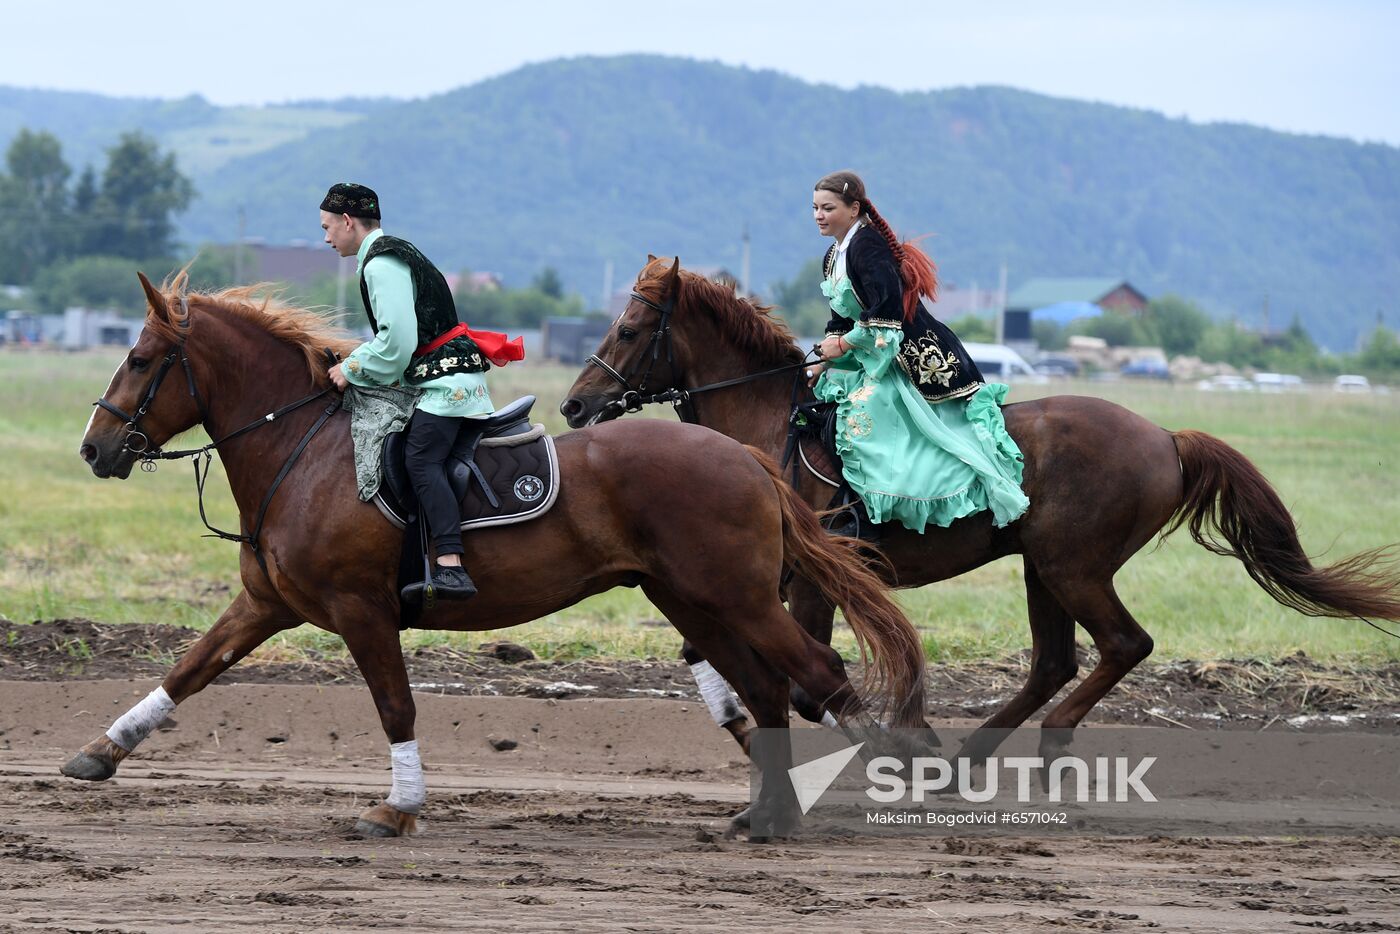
64, 272, 927, 839
562, 258, 1400, 761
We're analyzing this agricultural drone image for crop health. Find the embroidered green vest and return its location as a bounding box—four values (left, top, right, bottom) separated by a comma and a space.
358, 235, 489, 385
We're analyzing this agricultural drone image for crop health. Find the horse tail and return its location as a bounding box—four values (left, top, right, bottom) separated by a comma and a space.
1168, 429, 1400, 620
746, 445, 928, 727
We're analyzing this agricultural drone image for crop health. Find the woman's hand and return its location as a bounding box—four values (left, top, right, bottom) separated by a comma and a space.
818, 334, 848, 360
804, 361, 830, 387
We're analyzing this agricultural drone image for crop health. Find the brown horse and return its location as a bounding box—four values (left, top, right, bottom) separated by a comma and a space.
64, 271, 928, 839
561, 257, 1400, 761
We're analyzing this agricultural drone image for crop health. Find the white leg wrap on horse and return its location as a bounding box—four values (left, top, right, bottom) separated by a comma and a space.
385, 740, 426, 815
105, 686, 176, 752
690, 660, 745, 725
821, 710, 840, 730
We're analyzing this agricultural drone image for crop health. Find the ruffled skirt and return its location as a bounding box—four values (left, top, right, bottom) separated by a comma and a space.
815, 368, 1029, 533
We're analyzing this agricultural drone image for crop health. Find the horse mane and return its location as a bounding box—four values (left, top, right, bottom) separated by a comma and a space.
145, 269, 360, 389
637, 258, 804, 367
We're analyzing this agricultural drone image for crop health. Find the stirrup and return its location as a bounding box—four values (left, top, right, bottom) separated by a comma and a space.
828, 500, 882, 545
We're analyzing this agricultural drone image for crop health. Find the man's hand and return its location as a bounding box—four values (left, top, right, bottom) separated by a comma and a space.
328, 363, 350, 391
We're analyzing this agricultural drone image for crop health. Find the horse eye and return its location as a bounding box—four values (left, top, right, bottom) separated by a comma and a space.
129, 356, 149, 372
618, 327, 638, 342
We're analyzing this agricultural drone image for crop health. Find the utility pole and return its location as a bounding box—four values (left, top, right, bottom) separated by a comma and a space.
233, 207, 246, 283
995, 261, 1008, 346
740, 224, 752, 298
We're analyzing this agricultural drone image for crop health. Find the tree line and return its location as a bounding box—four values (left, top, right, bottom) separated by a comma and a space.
0, 128, 591, 328
0, 129, 192, 313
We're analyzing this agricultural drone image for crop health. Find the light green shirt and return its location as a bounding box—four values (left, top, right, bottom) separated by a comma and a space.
341, 228, 494, 418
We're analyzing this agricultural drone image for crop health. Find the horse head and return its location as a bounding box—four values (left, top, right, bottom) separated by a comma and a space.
560, 255, 688, 428
80, 272, 206, 478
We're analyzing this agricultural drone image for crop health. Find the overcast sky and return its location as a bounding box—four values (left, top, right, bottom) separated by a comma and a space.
2, 0, 1397, 146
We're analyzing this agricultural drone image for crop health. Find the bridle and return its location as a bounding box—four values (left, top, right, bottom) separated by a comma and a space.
91, 294, 341, 576
93, 297, 208, 460
584, 286, 818, 423
584, 288, 683, 417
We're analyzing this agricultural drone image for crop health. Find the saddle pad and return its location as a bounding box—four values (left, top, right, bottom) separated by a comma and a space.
373, 429, 560, 531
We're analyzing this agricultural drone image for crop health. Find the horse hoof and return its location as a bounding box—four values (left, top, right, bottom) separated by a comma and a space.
354, 802, 418, 838
60, 751, 115, 781
354, 818, 402, 838
723, 806, 752, 840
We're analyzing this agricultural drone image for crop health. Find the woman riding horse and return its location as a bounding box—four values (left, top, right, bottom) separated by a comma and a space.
561, 252, 1400, 768
808, 170, 1028, 540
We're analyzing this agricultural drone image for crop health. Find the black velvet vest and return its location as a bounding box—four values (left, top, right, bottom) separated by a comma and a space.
359, 234, 488, 385
822, 226, 984, 404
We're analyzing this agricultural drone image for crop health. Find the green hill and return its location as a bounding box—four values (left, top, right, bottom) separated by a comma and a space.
5, 58, 1397, 349
0, 87, 368, 176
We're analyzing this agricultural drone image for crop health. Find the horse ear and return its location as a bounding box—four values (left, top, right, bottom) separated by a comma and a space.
137, 272, 170, 322
646, 253, 657, 263
666, 257, 680, 283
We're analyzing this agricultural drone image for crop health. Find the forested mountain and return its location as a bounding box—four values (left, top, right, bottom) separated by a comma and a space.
4, 56, 1396, 348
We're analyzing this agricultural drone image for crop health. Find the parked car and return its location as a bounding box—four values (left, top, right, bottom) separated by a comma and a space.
965, 342, 1049, 383
1033, 354, 1081, 378
1120, 358, 1171, 380
1253, 372, 1304, 392
1196, 374, 1255, 392
1333, 374, 1372, 393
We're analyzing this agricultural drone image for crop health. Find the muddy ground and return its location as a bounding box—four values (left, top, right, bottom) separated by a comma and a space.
7, 618, 1400, 731
2, 620, 1400, 932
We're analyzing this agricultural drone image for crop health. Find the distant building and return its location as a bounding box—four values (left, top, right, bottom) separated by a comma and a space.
236, 241, 346, 285
930, 283, 1005, 321
61, 308, 141, 349
542, 317, 611, 364
445, 271, 505, 295
1003, 278, 1149, 342
3, 310, 42, 345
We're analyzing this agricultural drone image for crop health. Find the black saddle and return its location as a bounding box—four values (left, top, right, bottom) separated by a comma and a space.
377, 395, 560, 630
378, 395, 541, 524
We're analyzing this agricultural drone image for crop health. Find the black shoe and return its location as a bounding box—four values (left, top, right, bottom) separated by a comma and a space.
828, 502, 883, 545
401, 565, 478, 606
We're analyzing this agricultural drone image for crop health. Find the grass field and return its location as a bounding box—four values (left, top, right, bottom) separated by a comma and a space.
2, 348, 1397, 664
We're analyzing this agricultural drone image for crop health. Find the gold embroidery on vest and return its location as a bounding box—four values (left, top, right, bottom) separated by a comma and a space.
902, 335, 961, 387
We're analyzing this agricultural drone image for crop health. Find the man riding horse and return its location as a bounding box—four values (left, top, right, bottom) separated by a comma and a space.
320, 182, 522, 603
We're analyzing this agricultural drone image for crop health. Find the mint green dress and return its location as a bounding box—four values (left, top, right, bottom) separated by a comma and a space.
813, 275, 1030, 532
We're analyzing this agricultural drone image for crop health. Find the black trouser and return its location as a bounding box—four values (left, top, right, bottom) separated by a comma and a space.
405, 411, 478, 559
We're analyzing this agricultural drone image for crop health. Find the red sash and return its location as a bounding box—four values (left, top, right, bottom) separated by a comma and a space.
416, 323, 525, 367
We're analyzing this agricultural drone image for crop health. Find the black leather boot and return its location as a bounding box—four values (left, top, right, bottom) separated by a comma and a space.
828, 499, 883, 546
401, 564, 478, 606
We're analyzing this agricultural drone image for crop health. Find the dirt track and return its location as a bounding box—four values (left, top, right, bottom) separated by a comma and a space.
3, 674, 1400, 933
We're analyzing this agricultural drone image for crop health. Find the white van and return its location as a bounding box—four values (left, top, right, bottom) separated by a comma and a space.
1334, 374, 1372, 393
964, 342, 1047, 383
1253, 372, 1304, 392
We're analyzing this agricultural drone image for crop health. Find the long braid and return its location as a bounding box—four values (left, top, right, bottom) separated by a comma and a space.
863, 200, 906, 265
863, 200, 938, 320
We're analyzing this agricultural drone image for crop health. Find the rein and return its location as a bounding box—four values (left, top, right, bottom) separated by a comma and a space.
585, 289, 819, 422
92, 299, 342, 576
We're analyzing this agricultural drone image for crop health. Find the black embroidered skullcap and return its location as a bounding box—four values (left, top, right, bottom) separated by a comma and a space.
320, 182, 381, 219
